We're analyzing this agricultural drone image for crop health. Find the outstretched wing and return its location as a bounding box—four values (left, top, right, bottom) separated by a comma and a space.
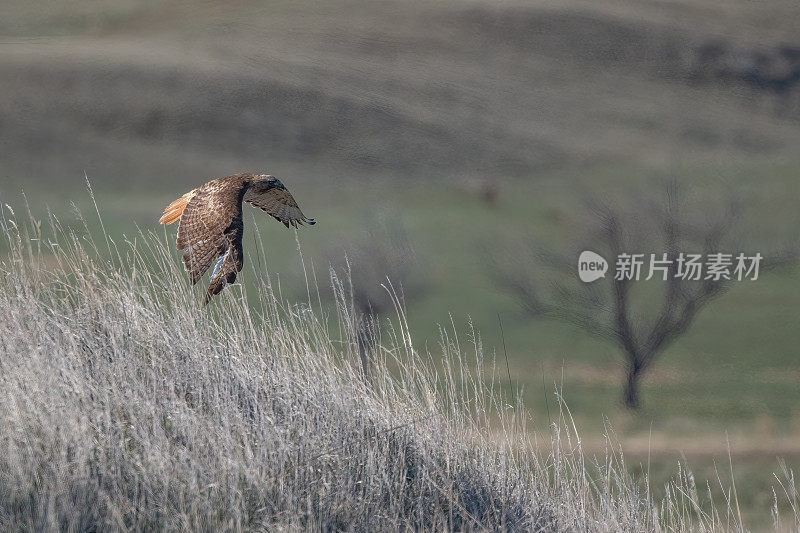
244, 185, 315, 228
160, 176, 247, 303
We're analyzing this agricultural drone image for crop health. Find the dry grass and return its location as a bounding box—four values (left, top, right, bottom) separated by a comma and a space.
0, 201, 797, 531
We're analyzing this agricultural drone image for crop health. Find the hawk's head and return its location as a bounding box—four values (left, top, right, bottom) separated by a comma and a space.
251, 174, 286, 192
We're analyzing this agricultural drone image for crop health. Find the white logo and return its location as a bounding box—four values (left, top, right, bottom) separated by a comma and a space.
578, 251, 608, 282
576, 251, 762, 282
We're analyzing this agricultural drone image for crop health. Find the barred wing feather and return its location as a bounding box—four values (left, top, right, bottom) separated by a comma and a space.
243, 187, 315, 228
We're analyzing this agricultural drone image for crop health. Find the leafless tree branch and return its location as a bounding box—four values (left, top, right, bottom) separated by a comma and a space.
487, 181, 795, 409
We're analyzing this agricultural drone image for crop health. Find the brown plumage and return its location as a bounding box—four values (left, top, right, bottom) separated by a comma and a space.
159, 173, 315, 304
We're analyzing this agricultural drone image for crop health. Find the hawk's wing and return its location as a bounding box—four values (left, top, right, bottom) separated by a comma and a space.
204, 239, 243, 305
243, 186, 315, 228
160, 176, 247, 304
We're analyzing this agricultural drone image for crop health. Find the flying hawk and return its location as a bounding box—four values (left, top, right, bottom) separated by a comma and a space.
159, 173, 315, 304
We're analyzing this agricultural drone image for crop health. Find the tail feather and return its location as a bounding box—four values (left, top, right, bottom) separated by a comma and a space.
159, 191, 195, 225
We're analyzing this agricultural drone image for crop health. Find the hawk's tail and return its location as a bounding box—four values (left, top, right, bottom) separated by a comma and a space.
159, 191, 195, 225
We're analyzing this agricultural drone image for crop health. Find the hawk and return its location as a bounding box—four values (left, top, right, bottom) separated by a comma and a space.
159, 173, 315, 304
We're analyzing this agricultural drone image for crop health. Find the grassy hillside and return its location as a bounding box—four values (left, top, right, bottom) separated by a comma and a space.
1, 203, 772, 531
2, 0, 800, 190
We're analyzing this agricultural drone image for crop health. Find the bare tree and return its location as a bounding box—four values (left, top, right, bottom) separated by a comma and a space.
327, 211, 423, 379
457, 177, 501, 208
488, 183, 795, 409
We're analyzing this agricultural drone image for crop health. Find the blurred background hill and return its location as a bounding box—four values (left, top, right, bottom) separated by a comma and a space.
2, 0, 800, 526
3, 0, 800, 190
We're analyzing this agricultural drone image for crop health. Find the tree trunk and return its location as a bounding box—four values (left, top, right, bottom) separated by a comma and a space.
356, 313, 374, 383
623, 364, 642, 409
